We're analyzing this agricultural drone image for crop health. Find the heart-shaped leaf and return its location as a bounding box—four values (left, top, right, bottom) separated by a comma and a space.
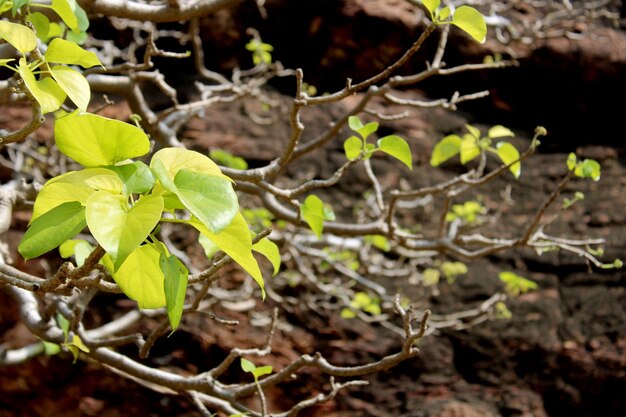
55, 112, 150, 166
50, 66, 90, 111
452, 6, 487, 44
460, 133, 480, 164
496, 142, 521, 179
112, 244, 166, 309
0, 21, 37, 53
45, 38, 102, 68
51, 0, 78, 32
343, 135, 362, 161
86, 192, 163, 270
430, 134, 461, 166
18, 60, 66, 114
378, 135, 413, 170
19, 202, 86, 260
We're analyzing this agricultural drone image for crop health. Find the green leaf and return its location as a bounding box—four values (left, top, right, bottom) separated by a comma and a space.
430, 134, 461, 166
452, 6, 487, 44
499, 271, 538, 297
355, 122, 379, 140
190, 213, 265, 299
51, 0, 78, 32
438, 5, 451, 20
198, 233, 219, 259
150, 147, 230, 190
365, 235, 390, 252
69, 0, 90, 32
378, 135, 413, 170
209, 149, 248, 170
241, 358, 256, 373
31, 168, 123, 221
496, 142, 521, 179
112, 244, 166, 309
172, 169, 239, 234
566, 152, 577, 171
18, 202, 86, 260
49, 66, 90, 111
343, 135, 362, 161
0, 21, 37, 53
348, 115, 364, 131
460, 134, 480, 164
159, 248, 189, 333
27, 12, 50, 41
488, 125, 514, 139
575, 159, 601, 181
86, 193, 164, 270
18, 60, 66, 114
55, 112, 150, 166
300, 195, 326, 238
422, 0, 440, 19
45, 38, 103, 68
465, 124, 481, 139
12, 0, 29, 15
252, 237, 281, 276
59, 239, 93, 266
110, 161, 156, 195
252, 365, 273, 379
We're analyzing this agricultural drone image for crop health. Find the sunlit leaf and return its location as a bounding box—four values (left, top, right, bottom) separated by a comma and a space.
300, 195, 326, 238
574, 159, 601, 181
59, 239, 93, 266
430, 134, 461, 166
150, 147, 230, 192
460, 134, 480, 164
0, 21, 37, 53
18, 202, 86, 260
348, 115, 364, 131
378, 135, 413, 170
45, 38, 103, 68
488, 125, 514, 139
190, 213, 265, 298
465, 124, 481, 139
498, 271, 538, 297
566, 152, 577, 171
18, 60, 66, 114
110, 161, 156, 195
496, 142, 521, 179
50, 66, 90, 111
86, 193, 163, 270
113, 244, 166, 309
51, 0, 78, 31
438, 5, 451, 20
343, 135, 362, 161
422, 0, 440, 19
55, 112, 150, 166
27, 12, 50, 41
452, 6, 487, 44
252, 237, 281, 276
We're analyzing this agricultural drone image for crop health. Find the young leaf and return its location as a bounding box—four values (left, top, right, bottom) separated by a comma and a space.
31, 168, 123, 221
343, 135, 362, 161
566, 152, 577, 171
430, 134, 461, 166
51, 0, 79, 32
150, 148, 230, 191
55, 112, 150, 167
348, 115, 364, 131
45, 38, 103, 68
159, 248, 189, 333
355, 122, 379, 140
488, 125, 514, 139
365, 235, 390, 252
27, 12, 51, 41
252, 237, 281, 276
499, 271, 538, 297
460, 134, 480, 164
241, 358, 256, 373
422, 0, 440, 19
438, 5, 451, 20
190, 213, 265, 299
252, 365, 273, 379
112, 244, 166, 309
49, 66, 90, 111
465, 124, 481, 139
496, 142, 521, 179
110, 161, 156, 195
18, 60, 66, 114
574, 159, 601, 181
18, 202, 86, 260
59, 239, 93, 266
300, 195, 326, 238
172, 168, 239, 234
0, 21, 37, 53
452, 6, 487, 44
378, 135, 413, 170
85, 193, 164, 270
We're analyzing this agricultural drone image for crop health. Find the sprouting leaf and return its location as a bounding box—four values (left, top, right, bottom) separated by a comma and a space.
158, 245, 189, 333
422, 268, 440, 286
301, 195, 326, 238
190, 213, 265, 298
438, 5, 451, 20
430, 134, 462, 166
252, 237, 281, 276
499, 271, 538, 297
452, 6, 487, 44
378, 135, 413, 170
460, 134, 480, 164
566, 153, 577, 171
488, 125, 514, 139
85, 193, 164, 270
348, 115, 364, 131
49, 66, 90, 111
465, 124, 481, 139
59, 239, 93, 266
340, 308, 357, 319
110, 161, 156, 195
31, 168, 123, 221
64, 334, 89, 363
112, 244, 166, 309
0, 21, 37, 53
574, 159, 601, 181
344, 136, 362, 161
209, 149, 248, 170
496, 142, 521, 179
45, 38, 103, 68
18, 202, 86, 260
365, 235, 390, 252
241, 358, 272, 381
55, 112, 150, 167
494, 301, 512, 319
348, 116, 379, 139
18, 60, 66, 114
240, 357, 256, 373
422, 0, 440, 19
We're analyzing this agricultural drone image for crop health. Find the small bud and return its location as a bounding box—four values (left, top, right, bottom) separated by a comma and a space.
535, 126, 547, 136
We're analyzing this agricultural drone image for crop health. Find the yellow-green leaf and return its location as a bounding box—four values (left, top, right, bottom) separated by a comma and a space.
86, 192, 163, 270
574, 159, 601, 181
496, 142, 521, 178
113, 244, 166, 309
452, 6, 487, 44
51, 0, 78, 31
300, 195, 325, 238
158, 245, 188, 333
422, 0, 440, 19
18, 60, 66, 114
59, 239, 93, 266
45, 38, 102, 68
0, 21, 37, 53
430, 134, 461, 166
27, 12, 50, 41
460, 134, 480, 164
488, 125, 514, 139
465, 124, 481, 139
378, 135, 413, 170
343, 135, 362, 161
566, 152, 577, 171
50, 66, 90, 111
252, 237, 281, 276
